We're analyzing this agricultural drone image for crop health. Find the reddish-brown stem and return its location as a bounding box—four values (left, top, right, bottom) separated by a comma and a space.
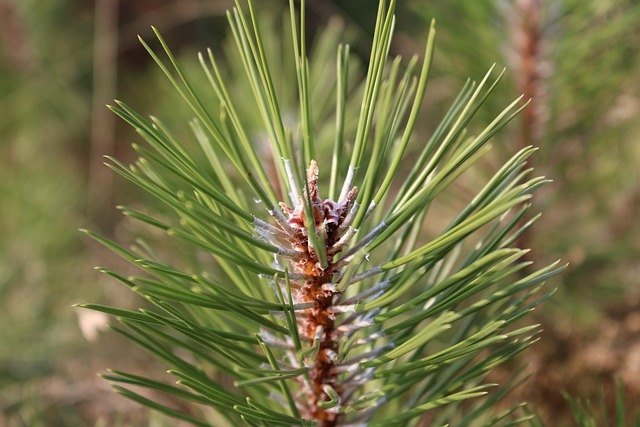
279, 161, 357, 425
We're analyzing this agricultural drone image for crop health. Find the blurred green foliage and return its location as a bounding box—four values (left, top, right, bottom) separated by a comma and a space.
1, 0, 639, 425
0, 0, 91, 376
407, 0, 640, 308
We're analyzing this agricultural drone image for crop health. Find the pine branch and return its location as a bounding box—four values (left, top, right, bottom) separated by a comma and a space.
82, 1, 563, 425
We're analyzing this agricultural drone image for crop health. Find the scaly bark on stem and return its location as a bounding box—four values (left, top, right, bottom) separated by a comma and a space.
278, 160, 357, 425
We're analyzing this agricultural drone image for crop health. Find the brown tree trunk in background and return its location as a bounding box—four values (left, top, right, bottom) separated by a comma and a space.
515, 0, 544, 150
88, 0, 120, 229
509, 0, 548, 262
0, 0, 33, 72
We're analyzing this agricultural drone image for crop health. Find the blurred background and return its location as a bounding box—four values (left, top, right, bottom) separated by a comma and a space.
1, 0, 639, 425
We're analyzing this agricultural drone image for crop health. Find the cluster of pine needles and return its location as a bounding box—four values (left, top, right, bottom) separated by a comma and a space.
79, 0, 565, 425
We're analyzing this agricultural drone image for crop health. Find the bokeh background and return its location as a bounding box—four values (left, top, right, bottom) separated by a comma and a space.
1, 0, 639, 425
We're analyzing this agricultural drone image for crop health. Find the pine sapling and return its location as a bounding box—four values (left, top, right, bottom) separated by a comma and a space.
80, 1, 564, 425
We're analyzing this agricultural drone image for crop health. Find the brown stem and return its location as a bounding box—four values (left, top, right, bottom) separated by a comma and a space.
280, 161, 358, 425
293, 229, 342, 424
